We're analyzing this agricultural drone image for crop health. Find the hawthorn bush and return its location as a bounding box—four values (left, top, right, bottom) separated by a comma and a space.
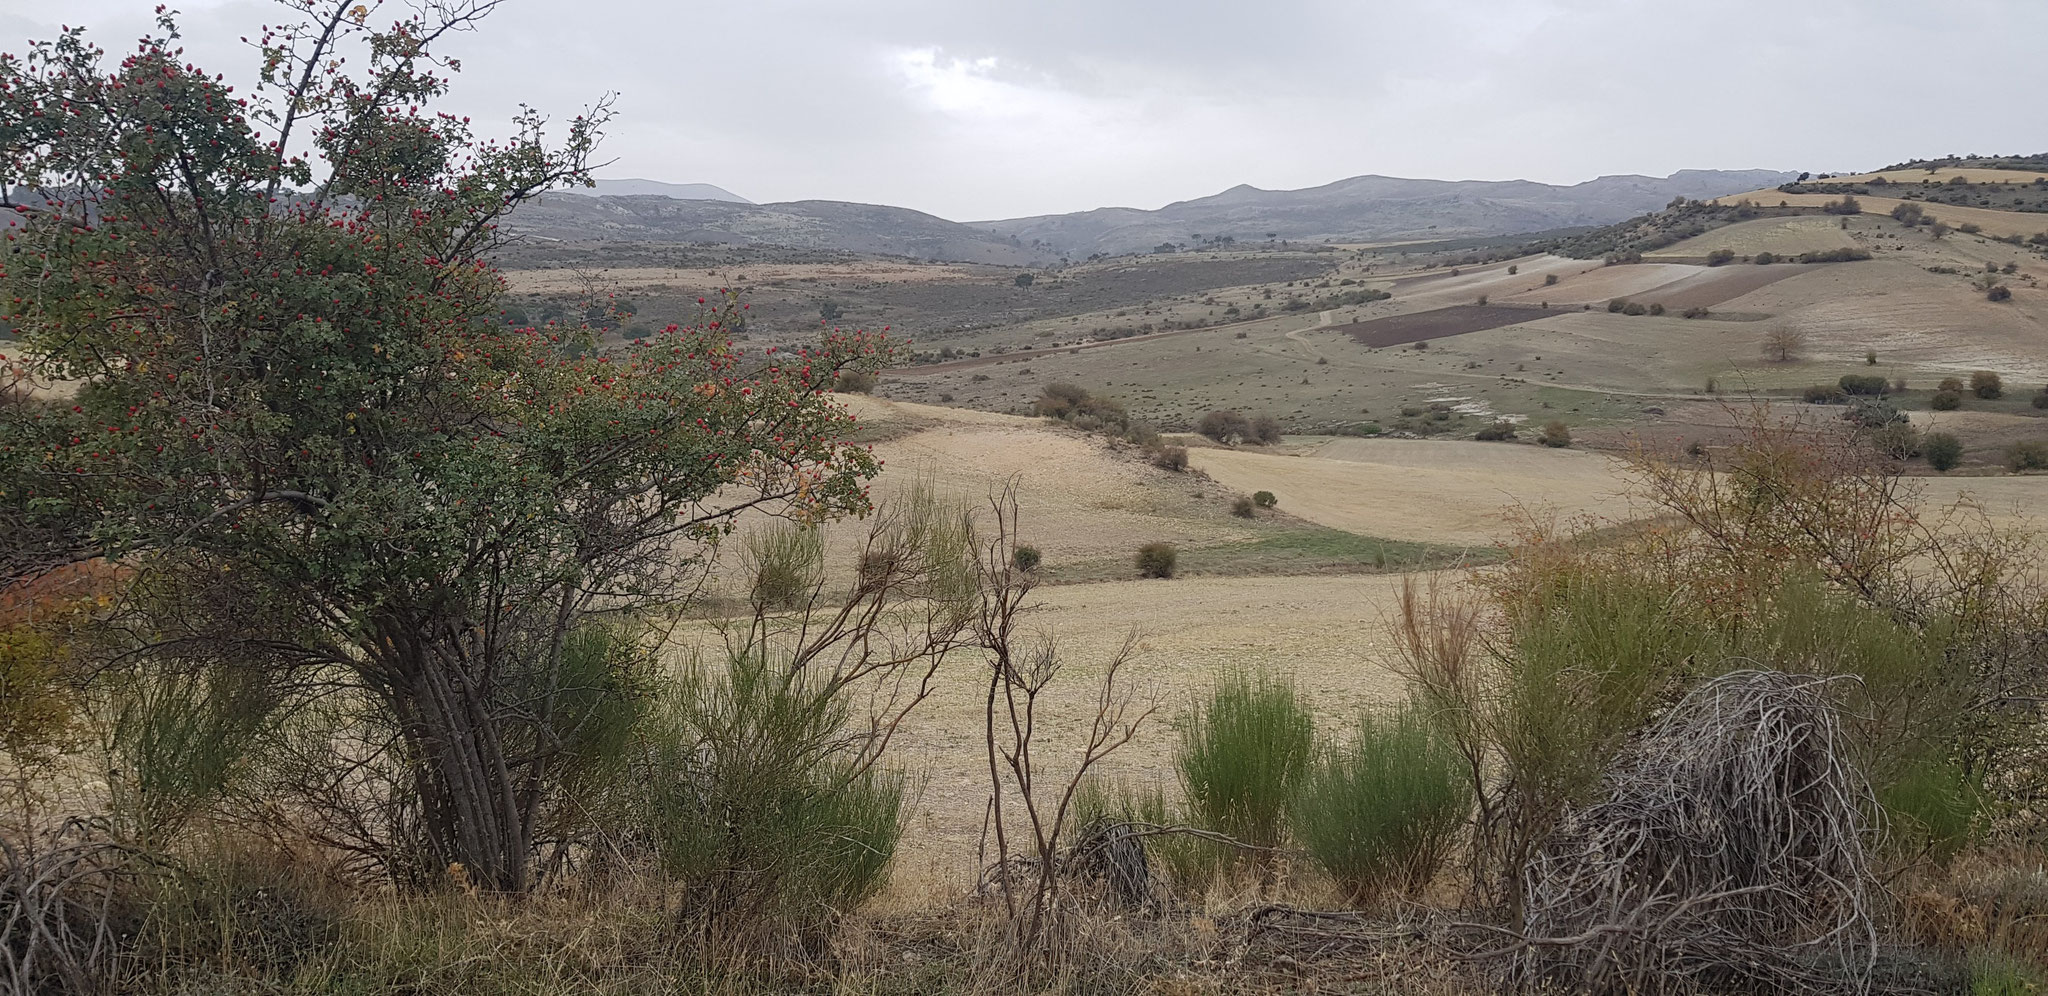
0, 5, 887, 892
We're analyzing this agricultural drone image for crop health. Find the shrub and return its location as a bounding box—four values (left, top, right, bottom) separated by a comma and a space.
1683, 306, 1711, 319
1013, 272, 1034, 287
1151, 445, 1190, 472
1539, 420, 1572, 448
1648, 303, 1666, 316
1988, 284, 2012, 302
1136, 542, 1178, 578
1012, 545, 1042, 572
1545, 273, 1559, 285
1196, 409, 1251, 444
1866, 421, 1921, 460
1178, 674, 1315, 852
744, 523, 825, 611
1231, 496, 1256, 518
1754, 251, 1777, 265
1938, 376, 1965, 392
2033, 388, 2048, 410
1865, 349, 1878, 366
1290, 708, 1470, 905
1621, 302, 1647, 316
1607, 298, 1629, 313
834, 370, 878, 393
1804, 384, 1847, 404
1475, 421, 1517, 441
1923, 432, 1963, 472
1507, 264, 1519, 275
1930, 390, 1963, 411
1252, 490, 1278, 509
1706, 248, 1736, 266
1838, 374, 1888, 396
2006, 441, 2048, 472
1971, 370, 2004, 399
1247, 413, 1284, 445
1795, 248, 1872, 263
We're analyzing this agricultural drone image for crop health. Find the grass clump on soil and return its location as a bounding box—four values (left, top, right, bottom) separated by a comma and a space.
1290, 707, 1470, 906
1177, 673, 1316, 854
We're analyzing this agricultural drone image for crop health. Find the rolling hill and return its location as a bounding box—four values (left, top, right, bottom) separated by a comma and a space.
498, 169, 1795, 265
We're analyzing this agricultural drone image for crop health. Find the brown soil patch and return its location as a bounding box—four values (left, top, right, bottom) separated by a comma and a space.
1334, 305, 1553, 347
1637, 264, 1812, 311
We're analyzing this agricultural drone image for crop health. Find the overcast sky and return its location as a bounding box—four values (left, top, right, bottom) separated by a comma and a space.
8, 0, 2045, 220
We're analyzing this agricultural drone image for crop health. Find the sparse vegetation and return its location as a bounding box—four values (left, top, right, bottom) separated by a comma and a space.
2005, 441, 2048, 472
1923, 432, 1964, 472
1931, 390, 1964, 411
1178, 674, 1316, 855
1252, 490, 1279, 509
1972, 371, 2005, 399
1538, 420, 1572, 448
1763, 326, 1807, 363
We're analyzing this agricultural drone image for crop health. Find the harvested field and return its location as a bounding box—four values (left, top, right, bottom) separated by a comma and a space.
1491, 261, 1699, 307
1716, 192, 2048, 240
1829, 168, 2048, 185
1646, 216, 1858, 260
1334, 304, 1553, 347
1189, 438, 1633, 546
1629, 263, 1812, 311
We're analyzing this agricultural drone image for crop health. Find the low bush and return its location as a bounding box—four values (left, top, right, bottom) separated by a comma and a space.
1682, 306, 1711, 319
1247, 413, 1284, 445
1971, 371, 2004, 399
1607, 298, 1629, 313
1178, 674, 1315, 853
1987, 285, 2012, 302
1475, 421, 1517, 441
1931, 391, 1963, 411
1804, 384, 1847, 404
1938, 377, 1965, 393
1290, 708, 1470, 905
1924, 432, 1963, 472
1754, 251, 1778, 265
1539, 420, 1572, 448
1252, 490, 1278, 509
1839, 374, 1889, 396
1136, 542, 1177, 578
2006, 441, 2048, 472
1545, 273, 1559, 285
1231, 496, 1256, 518
2033, 388, 2048, 409
1012, 545, 1042, 572
1795, 247, 1872, 263
1621, 302, 1648, 316
1196, 410, 1251, 444
1152, 445, 1189, 472
834, 370, 878, 393
1706, 248, 1736, 266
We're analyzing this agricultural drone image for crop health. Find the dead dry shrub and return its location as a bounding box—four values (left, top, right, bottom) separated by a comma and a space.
1515, 669, 1877, 995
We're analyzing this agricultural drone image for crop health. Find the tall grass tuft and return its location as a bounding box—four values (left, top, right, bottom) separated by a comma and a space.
1177, 673, 1315, 853
1291, 707, 1472, 906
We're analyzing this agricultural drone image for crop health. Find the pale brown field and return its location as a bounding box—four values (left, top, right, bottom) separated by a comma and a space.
1825, 168, 2048, 185
1190, 437, 1634, 546
1645, 215, 1859, 259
1716, 191, 2048, 240
502, 261, 987, 295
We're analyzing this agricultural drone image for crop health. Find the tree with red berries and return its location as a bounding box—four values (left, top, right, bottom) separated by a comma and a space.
0, 2, 886, 891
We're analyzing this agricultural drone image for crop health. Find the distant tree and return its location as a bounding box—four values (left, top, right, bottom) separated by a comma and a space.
1014, 272, 1035, 287
1762, 326, 1807, 363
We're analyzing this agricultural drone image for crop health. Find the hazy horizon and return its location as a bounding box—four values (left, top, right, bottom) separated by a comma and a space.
6, 0, 2040, 219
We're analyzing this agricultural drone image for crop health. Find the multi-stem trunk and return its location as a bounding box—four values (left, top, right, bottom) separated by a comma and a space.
383, 639, 535, 893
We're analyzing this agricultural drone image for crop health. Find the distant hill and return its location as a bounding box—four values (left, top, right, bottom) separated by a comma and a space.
974, 169, 1799, 258
558, 178, 752, 203
499, 168, 1796, 265
500, 195, 1044, 265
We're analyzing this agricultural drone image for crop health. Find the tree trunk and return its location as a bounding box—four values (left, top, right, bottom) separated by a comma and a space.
389, 645, 533, 893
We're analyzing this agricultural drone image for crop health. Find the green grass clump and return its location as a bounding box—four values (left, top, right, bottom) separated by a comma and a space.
1177, 673, 1315, 852
1291, 708, 1470, 905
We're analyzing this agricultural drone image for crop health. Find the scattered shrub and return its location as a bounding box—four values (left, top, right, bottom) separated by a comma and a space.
834, 370, 878, 394
1545, 273, 1559, 286
1987, 284, 2012, 302
1247, 413, 1284, 445
2033, 387, 2048, 409
2006, 441, 2048, 472
1838, 374, 1888, 396
1196, 409, 1251, 444
1938, 377, 1965, 393
1923, 432, 1963, 472
1682, 306, 1711, 319
1178, 674, 1315, 852
1252, 490, 1278, 509
1865, 349, 1878, 366
1231, 496, 1256, 518
1804, 384, 1847, 404
1151, 445, 1190, 472
1136, 542, 1178, 578
1621, 302, 1648, 316
1795, 248, 1872, 263
1754, 251, 1778, 265
1475, 421, 1518, 441
1930, 390, 1963, 411
1971, 370, 2004, 399
1706, 248, 1736, 266
1290, 708, 1470, 904
1539, 420, 1572, 448
1012, 545, 1042, 572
